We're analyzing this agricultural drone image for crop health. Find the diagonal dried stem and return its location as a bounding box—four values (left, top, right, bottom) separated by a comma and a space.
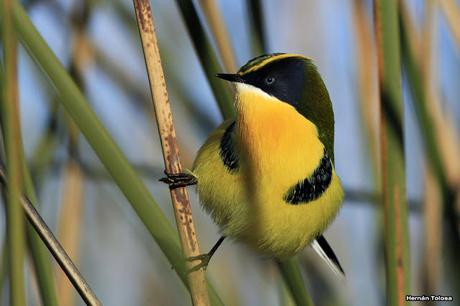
132, 1, 210, 305
0, 167, 102, 306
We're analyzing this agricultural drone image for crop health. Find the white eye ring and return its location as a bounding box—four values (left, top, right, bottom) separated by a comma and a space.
265, 76, 275, 85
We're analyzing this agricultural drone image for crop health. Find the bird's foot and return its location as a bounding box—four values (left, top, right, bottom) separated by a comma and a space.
159, 171, 197, 190
187, 253, 212, 273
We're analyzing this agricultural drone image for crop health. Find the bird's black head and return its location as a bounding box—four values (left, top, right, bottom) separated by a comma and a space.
217, 53, 308, 109
217, 53, 336, 161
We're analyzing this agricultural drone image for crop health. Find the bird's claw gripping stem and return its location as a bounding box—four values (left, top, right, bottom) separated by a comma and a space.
187, 253, 212, 273
185, 236, 225, 273
159, 171, 197, 190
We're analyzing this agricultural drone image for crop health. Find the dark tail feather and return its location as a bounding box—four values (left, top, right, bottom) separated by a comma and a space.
311, 234, 345, 278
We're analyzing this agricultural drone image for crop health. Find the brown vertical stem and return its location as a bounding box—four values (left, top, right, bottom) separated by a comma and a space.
56, 3, 90, 305
352, 0, 381, 187
57, 161, 84, 306
56, 161, 84, 306
132, 1, 210, 305
423, 168, 441, 296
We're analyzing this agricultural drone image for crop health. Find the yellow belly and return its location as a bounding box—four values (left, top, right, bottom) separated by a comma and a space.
193, 88, 344, 258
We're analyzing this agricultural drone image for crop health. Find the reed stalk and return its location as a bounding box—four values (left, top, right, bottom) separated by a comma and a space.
419, 1, 442, 295
56, 3, 90, 304
24, 158, 427, 211
97, 0, 218, 136
0, 167, 102, 306
373, 1, 410, 305
197, 2, 315, 304
438, 0, 460, 49
398, 0, 460, 292
57, 162, 84, 306
352, 0, 381, 186
236, 3, 315, 304
399, 4, 460, 187
0, 244, 7, 301
22, 162, 60, 306
398, 4, 449, 211
398, 0, 460, 206
352, 3, 385, 299
111, 0, 217, 133
278, 258, 313, 306
132, 0, 210, 305
29, 97, 59, 187
247, 0, 266, 55
423, 168, 442, 295
8, 2, 224, 304
199, 0, 237, 72
175, 0, 235, 119
1, 0, 26, 304
0, 56, 59, 306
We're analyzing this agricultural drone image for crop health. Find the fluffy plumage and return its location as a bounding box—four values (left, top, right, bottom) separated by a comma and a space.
190, 54, 344, 278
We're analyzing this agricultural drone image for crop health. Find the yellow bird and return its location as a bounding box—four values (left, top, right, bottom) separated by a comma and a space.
162, 53, 344, 276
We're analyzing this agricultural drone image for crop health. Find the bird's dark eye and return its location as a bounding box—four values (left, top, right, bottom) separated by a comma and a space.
265, 76, 275, 85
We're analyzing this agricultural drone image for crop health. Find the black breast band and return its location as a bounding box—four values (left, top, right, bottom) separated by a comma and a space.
219, 121, 239, 173
283, 150, 333, 205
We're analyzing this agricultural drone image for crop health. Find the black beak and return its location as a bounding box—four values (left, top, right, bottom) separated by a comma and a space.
216, 73, 244, 83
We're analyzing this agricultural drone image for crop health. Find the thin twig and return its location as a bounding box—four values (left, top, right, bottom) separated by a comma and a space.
0, 167, 102, 306
132, 1, 210, 305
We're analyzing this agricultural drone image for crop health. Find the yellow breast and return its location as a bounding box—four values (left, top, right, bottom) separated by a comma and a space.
193, 84, 344, 258
235, 83, 325, 189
